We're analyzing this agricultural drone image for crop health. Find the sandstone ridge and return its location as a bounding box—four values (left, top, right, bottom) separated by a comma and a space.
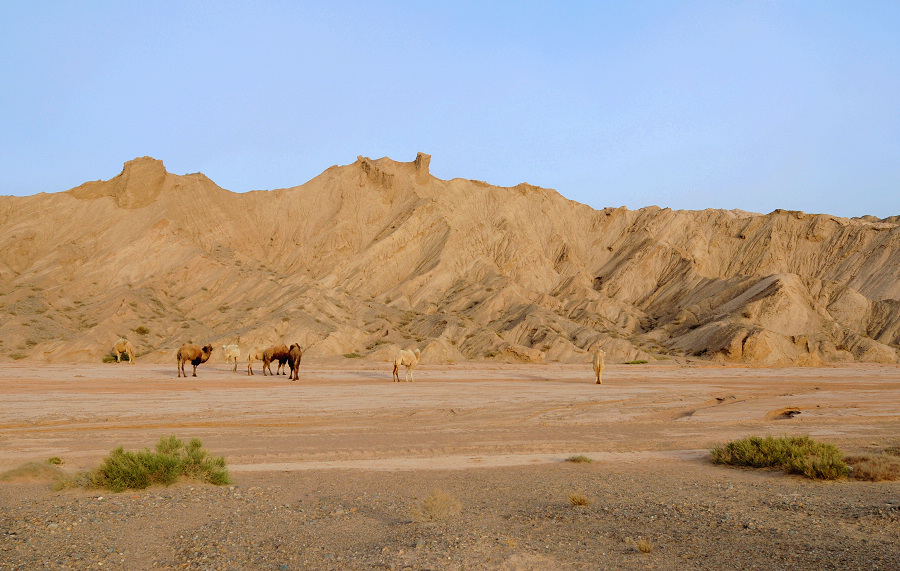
1, 154, 898, 365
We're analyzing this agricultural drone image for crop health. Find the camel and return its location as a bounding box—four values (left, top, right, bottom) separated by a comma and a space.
287, 344, 302, 381
593, 349, 606, 384
222, 344, 240, 372
392, 348, 421, 382
113, 338, 135, 364
263, 344, 290, 376
247, 347, 266, 375
176, 343, 213, 377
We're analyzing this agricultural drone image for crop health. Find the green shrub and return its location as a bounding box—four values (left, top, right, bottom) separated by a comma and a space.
565, 455, 594, 463
46, 457, 62, 465
91, 435, 230, 492
343, 352, 362, 359
624, 360, 648, 365
134, 326, 150, 335
712, 435, 849, 480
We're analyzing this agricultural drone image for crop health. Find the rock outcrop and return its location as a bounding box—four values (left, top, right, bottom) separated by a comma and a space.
1, 154, 898, 365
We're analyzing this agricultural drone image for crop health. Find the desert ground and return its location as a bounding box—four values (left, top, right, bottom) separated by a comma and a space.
1, 361, 899, 570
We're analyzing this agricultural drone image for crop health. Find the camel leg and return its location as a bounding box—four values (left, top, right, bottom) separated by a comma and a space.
392, 364, 399, 382
192, 364, 198, 377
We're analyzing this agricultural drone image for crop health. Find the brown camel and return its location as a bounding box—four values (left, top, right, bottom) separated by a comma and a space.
176, 343, 213, 377
287, 344, 302, 381
263, 344, 290, 376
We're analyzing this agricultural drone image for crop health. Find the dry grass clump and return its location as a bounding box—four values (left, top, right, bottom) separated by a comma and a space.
712, 435, 849, 480
0, 460, 65, 483
626, 537, 653, 553
411, 489, 462, 522
565, 454, 594, 463
568, 492, 593, 506
845, 450, 900, 481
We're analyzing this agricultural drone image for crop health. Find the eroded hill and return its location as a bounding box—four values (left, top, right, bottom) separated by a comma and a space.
1, 154, 898, 365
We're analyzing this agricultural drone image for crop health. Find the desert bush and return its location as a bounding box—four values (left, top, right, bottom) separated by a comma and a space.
845, 452, 900, 481
884, 446, 900, 457
568, 492, 593, 506
565, 455, 594, 463
411, 489, 462, 522
134, 326, 150, 335
47, 456, 62, 465
624, 360, 648, 365
627, 538, 653, 554
10, 353, 26, 360
343, 352, 362, 359
712, 435, 849, 480
91, 435, 230, 492
0, 461, 65, 482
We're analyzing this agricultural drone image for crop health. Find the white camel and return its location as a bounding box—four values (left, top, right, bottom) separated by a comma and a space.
593, 349, 606, 384
113, 338, 135, 364
222, 344, 240, 372
392, 348, 421, 382
247, 347, 266, 376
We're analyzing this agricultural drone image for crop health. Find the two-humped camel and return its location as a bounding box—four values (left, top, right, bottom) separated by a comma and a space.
247, 348, 266, 375
287, 344, 302, 381
593, 349, 606, 384
176, 343, 214, 377
392, 348, 421, 382
263, 344, 290, 376
221, 344, 240, 372
113, 338, 135, 364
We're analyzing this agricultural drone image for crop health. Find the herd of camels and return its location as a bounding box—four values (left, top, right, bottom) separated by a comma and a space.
113, 338, 607, 384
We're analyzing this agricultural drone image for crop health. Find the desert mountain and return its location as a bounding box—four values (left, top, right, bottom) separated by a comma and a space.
1, 154, 899, 366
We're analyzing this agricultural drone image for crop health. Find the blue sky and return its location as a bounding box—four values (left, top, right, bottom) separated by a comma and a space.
2, 1, 898, 217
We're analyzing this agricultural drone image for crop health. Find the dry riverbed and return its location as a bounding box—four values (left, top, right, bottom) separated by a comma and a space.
1, 362, 899, 569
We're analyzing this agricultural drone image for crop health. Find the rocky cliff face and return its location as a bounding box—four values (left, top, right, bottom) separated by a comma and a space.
1, 154, 898, 365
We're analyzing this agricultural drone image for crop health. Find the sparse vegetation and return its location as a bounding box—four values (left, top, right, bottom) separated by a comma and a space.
565, 454, 594, 463
10, 353, 26, 360
568, 492, 593, 506
411, 489, 462, 522
47, 456, 62, 465
343, 352, 362, 359
90, 435, 231, 492
845, 450, 900, 481
624, 360, 648, 365
712, 435, 849, 480
134, 325, 150, 335
484, 350, 498, 358
0, 461, 65, 483
627, 537, 654, 554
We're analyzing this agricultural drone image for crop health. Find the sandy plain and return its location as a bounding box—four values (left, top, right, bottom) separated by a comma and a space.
1, 362, 899, 569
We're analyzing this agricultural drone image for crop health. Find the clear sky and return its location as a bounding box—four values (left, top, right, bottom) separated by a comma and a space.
2, 1, 898, 217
